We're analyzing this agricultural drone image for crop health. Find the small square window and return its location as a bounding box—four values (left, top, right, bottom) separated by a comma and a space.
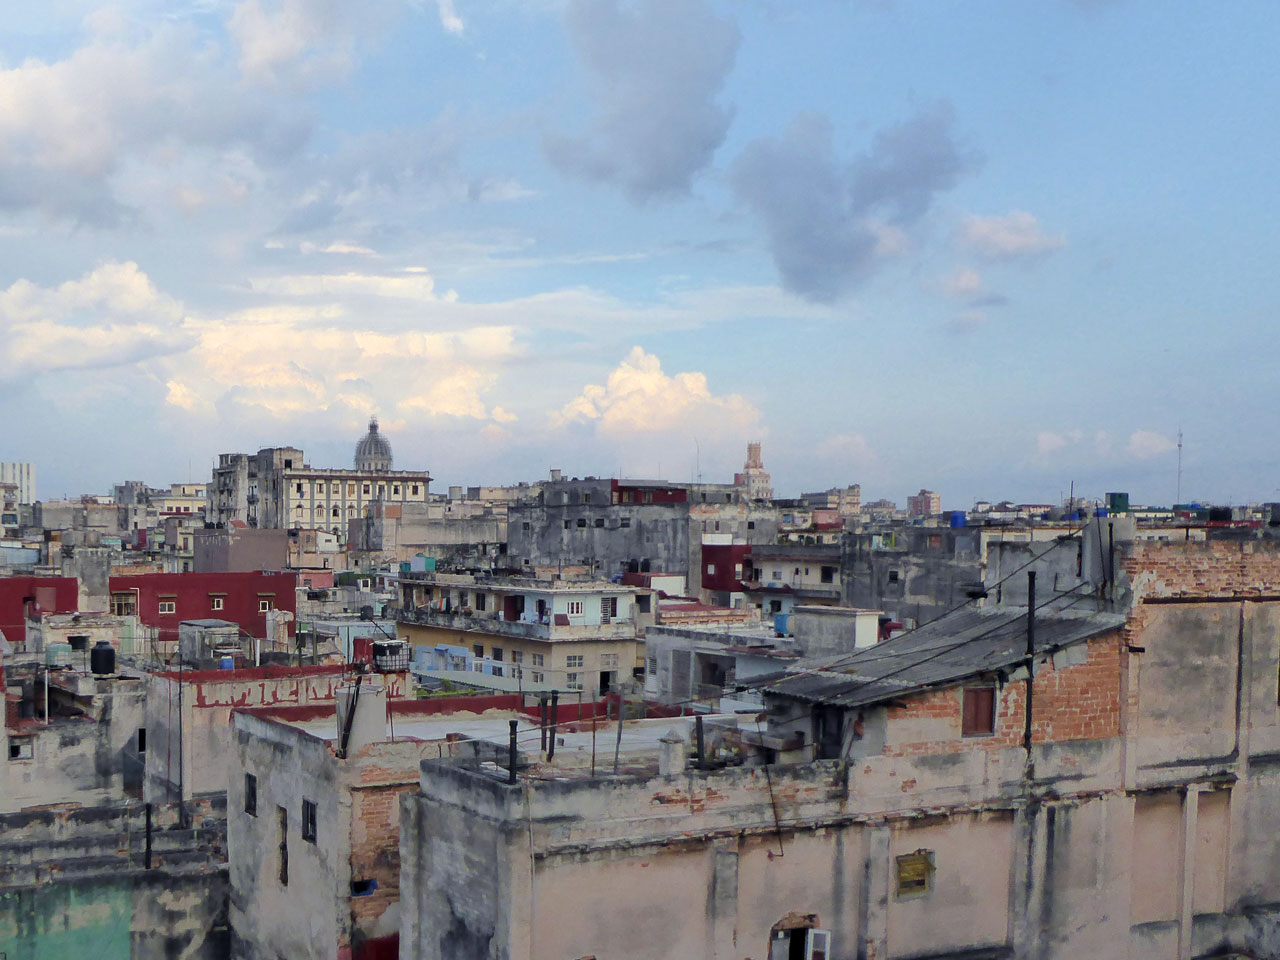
211, 596, 224, 611
620, 517, 631, 528
8, 739, 33, 761
566, 655, 584, 668
259, 599, 272, 613
532, 653, 545, 667
245, 773, 258, 815
567, 600, 583, 616
531, 671, 544, 683
137, 728, 147, 753
512, 650, 524, 663
302, 799, 317, 843
158, 600, 176, 615
473, 644, 484, 658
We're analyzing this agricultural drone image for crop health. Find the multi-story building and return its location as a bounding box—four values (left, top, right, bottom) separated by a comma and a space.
507, 474, 691, 579
389, 571, 646, 697
397, 537, 1280, 960
209, 420, 431, 540
741, 542, 844, 621
0, 462, 36, 505
907, 488, 942, 518
0, 482, 19, 536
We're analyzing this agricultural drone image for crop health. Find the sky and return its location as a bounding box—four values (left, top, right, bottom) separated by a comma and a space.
2, 0, 1278, 507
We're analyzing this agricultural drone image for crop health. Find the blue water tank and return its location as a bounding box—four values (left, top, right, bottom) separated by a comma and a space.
219, 656, 235, 670
1096, 508, 1109, 518
949, 511, 966, 528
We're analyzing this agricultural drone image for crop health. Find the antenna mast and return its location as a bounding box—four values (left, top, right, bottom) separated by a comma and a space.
1176, 427, 1183, 504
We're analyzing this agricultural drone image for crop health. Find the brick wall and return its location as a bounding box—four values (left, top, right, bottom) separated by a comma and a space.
1124, 540, 1280, 601
882, 634, 1122, 757
348, 780, 415, 932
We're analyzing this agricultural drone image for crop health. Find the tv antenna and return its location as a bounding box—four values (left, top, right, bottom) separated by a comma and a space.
1176, 426, 1183, 505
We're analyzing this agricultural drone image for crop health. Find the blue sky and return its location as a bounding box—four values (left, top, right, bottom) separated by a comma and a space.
1, 0, 1277, 507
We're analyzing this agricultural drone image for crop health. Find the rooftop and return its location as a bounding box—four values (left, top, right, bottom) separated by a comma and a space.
755, 606, 1126, 709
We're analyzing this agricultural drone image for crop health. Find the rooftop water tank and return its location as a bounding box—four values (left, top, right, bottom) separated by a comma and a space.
46, 641, 74, 667
949, 512, 966, 528
219, 656, 235, 670
90, 640, 116, 676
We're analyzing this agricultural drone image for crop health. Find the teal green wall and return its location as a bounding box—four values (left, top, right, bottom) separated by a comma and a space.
0, 880, 132, 960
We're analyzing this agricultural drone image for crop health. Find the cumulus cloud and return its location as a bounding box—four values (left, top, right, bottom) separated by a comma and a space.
731, 105, 975, 302
554, 346, 758, 434
248, 270, 441, 299
1126, 430, 1176, 460
958, 210, 1065, 260
228, 0, 385, 86
545, 0, 739, 202
0, 262, 191, 378
0, 18, 310, 226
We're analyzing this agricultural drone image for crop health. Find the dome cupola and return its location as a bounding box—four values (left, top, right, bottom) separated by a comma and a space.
354, 418, 393, 473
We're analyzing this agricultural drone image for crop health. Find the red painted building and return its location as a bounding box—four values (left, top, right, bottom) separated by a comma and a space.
0, 576, 79, 647
108, 570, 297, 641
701, 543, 752, 595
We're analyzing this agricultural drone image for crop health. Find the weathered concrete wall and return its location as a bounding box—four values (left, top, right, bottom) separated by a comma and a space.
0, 799, 228, 960
3, 674, 147, 812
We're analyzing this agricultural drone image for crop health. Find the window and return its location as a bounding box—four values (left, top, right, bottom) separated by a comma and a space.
473, 644, 484, 658
707, 564, 716, 575
211, 596, 224, 611
302, 799, 317, 843
245, 774, 257, 815
821, 566, 836, 584
601, 653, 619, 668
594, 518, 605, 527
492, 647, 504, 662
531, 672, 544, 683
362, 484, 370, 495
512, 651, 524, 664
476, 593, 486, 612
158, 600, 176, 615
566, 654, 584, 668
962, 686, 996, 736
601, 597, 618, 621
137, 728, 147, 753
259, 598, 273, 613
566, 673, 582, 690
392, 485, 400, 496
563, 520, 571, 529
770, 928, 831, 960
888, 570, 900, 583
278, 806, 289, 886
111, 593, 137, 617
647, 656, 658, 676
8, 739, 32, 761
522, 521, 531, 531
747, 521, 755, 530
576, 518, 587, 528
411, 485, 419, 495
567, 600, 583, 616
772, 570, 781, 581
620, 517, 631, 528
532, 653, 545, 667
295, 482, 303, 495
895, 850, 934, 897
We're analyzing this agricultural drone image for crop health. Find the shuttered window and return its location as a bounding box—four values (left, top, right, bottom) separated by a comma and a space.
962, 686, 996, 736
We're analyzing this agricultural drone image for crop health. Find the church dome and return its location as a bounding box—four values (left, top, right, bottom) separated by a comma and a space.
354, 418, 393, 473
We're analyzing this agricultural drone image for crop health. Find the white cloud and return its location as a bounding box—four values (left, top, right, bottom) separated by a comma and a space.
1036, 431, 1068, 456
435, 0, 464, 34
227, 0, 383, 85
0, 262, 191, 378
817, 432, 876, 464
554, 346, 758, 434
1126, 429, 1176, 460
959, 210, 1065, 260
248, 271, 438, 299
944, 268, 983, 298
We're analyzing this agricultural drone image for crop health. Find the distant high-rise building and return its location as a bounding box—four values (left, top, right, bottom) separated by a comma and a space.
907, 489, 942, 518
733, 442, 773, 500
0, 462, 36, 504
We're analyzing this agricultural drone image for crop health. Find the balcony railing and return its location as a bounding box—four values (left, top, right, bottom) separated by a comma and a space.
387, 605, 637, 641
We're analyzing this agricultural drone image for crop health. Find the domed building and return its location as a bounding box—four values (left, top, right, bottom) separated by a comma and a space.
209, 417, 430, 536
354, 417, 393, 473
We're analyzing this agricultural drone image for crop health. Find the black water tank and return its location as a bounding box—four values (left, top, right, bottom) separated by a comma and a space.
90, 640, 116, 676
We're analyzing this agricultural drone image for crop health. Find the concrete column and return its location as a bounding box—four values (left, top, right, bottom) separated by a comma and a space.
1178, 785, 1203, 960
858, 824, 891, 960
709, 838, 740, 960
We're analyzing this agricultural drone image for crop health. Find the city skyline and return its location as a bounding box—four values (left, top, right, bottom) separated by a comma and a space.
3, 1, 1277, 505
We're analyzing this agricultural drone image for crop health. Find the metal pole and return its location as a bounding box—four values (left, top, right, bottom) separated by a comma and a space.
695, 714, 707, 771
508, 719, 518, 784
1024, 572, 1036, 760
539, 696, 547, 753
612, 687, 625, 775
548, 690, 559, 760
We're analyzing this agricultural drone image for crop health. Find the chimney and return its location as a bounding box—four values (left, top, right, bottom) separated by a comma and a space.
658, 728, 688, 775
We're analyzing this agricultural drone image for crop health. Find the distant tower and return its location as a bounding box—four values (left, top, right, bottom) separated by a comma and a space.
734, 441, 774, 500
354, 418, 394, 473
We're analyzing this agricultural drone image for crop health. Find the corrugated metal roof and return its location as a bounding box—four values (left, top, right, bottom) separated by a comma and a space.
755, 606, 1126, 708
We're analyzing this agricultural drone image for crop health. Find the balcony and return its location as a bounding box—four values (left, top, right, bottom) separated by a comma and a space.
387, 605, 637, 642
